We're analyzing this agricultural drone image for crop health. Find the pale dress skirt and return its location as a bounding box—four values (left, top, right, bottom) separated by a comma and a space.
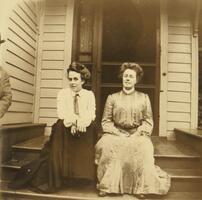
95, 134, 171, 195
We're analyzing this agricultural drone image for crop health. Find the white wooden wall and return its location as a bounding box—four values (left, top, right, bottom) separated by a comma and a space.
0, 0, 38, 124
34, 0, 74, 135
166, 1, 194, 138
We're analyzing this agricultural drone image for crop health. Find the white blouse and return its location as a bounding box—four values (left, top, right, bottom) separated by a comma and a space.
57, 88, 96, 127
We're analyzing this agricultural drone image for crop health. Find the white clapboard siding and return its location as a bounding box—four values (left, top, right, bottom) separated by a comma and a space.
40, 98, 57, 108
1, 0, 38, 125
42, 60, 64, 69
168, 63, 191, 73
9, 102, 33, 113
36, 1, 71, 135
167, 102, 190, 113
39, 117, 57, 127
41, 70, 63, 79
166, 13, 192, 136
167, 122, 190, 131
168, 82, 190, 92
40, 89, 60, 98
44, 24, 66, 33
12, 90, 34, 104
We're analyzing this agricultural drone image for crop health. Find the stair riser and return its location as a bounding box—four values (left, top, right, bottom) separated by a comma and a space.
170, 178, 202, 192
155, 157, 201, 169
1, 168, 17, 181
12, 150, 41, 161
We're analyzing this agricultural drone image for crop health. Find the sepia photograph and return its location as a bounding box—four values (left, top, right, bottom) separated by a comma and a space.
0, 0, 201, 199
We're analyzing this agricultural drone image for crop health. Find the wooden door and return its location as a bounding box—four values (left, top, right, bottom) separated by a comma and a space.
72, 0, 160, 135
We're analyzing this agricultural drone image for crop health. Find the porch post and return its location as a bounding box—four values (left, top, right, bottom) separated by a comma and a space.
159, 0, 168, 136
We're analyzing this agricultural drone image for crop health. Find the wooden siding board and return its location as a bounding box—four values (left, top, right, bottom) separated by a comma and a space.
167, 102, 190, 113
7, 30, 36, 56
6, 51, 35, 75
45, 6, 66, 15
43, 41, 65, 50
167, 112, 190, 122
15, 4, 37, 31
0, 113, 33, 124
10, 9, 36, 41
167, 91, 191, 103
167, 121, 190, 130
44, 24, 66, 33
168, 53, 191, 63
9, 101, 33, 112
168, 82, 190, 92
168, 17, 191, 27
168, 43, 191, 53
44, 16, 66, 25
168, 26, 191, 35
12, 90, 34, 104
42, 50, 64, 60
41, 60, 64, 69
21, 0, 37, 24
39, 117, 57, 126
46, 0, 68, 6
168, 34, 191, 44
40, 89, 59, 98
43, 33, 65, 41
40, 108, 57, 118
168, 72, 191, 82
41, 70, 63, 79
10, 78, 34, 95
6, 64, 34, 84
7, 41, 36, 65
8, 19, 36, 49
168, 63, 191, 73
41, 80, 63, 88
40, 98, 57, 108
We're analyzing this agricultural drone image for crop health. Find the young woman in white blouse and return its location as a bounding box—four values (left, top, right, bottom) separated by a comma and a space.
9, 62, 96, 193
48, 62, 96, 190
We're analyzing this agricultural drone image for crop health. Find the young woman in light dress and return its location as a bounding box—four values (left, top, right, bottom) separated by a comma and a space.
95, 62, 170, 198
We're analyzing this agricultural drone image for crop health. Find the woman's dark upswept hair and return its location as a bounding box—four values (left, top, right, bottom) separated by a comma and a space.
67, 61, 91, 81
119, 62, 143, 83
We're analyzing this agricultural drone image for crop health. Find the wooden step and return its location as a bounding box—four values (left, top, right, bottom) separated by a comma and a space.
175, 128, 202, 155
0, 181, 202, 200
10, 136, 202, 169
0, 123, 46, 163
12, 136, 49, 160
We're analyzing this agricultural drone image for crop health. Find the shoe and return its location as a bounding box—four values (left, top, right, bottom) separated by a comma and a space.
98, 191, 107, 197
135, 194, 145, 199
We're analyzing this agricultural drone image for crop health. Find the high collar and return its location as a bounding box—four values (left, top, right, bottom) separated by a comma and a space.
122, 87, 135, 95
70, 88, 84, 97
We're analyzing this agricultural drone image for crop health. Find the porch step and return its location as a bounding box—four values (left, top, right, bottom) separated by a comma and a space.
175, 128, 202, 155
0, 123, 46, 163
0, 181, 202, 200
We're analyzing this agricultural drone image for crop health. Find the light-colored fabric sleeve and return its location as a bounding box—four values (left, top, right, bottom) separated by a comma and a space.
136, 94, 154, 136
77, 91, 96, 127
0, 70, 12, 118
101, 95, 121, 135
57, 89, 77, 127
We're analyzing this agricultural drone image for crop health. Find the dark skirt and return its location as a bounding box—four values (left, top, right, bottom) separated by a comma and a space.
9, 119, 96, 193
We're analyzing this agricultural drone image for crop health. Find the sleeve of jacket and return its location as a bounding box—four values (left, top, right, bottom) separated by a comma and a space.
0, 69, 12, 118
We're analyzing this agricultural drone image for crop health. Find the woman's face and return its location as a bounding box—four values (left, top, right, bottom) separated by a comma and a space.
122, 69, 137, 90
68, 70, 84, 92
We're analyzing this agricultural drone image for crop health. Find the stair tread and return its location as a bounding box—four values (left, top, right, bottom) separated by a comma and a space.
0, 181, 202, 200
165, 169, 202, 178
12, 136, 49, 151
12, 136, 201, 158
2, 157, 202, 179
1, 159, 33, 169
152, 137, 201, 157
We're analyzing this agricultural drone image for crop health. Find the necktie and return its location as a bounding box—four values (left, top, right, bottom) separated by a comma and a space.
74, 93, 79, 115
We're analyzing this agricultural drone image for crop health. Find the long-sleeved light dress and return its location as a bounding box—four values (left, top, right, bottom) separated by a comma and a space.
95, 90, 170, 195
